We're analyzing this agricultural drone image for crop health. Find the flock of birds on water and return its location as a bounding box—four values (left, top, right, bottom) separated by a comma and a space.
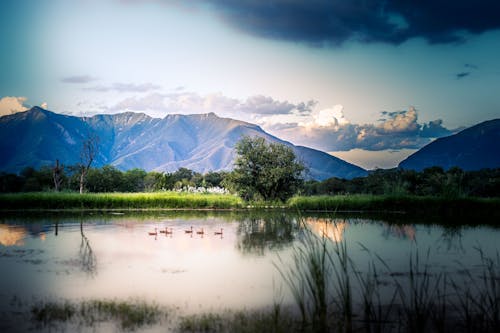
148, 226, 223, 238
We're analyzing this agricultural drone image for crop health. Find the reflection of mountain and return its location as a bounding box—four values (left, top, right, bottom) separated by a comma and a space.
0, 224, 26, 246
305, 218, 347, 242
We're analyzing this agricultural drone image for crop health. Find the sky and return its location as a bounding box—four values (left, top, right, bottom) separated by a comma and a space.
1, 0, 499, 169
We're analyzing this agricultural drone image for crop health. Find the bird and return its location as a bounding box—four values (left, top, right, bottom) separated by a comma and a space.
159, 227, 167, 234
214, 228, 223, 235
148, 228, 158, 236
165, 228, 173, 235
185, 226, 193, 234
196, 228, 205, 235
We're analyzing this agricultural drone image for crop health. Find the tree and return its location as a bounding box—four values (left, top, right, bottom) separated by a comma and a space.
79, 133, 99, 194
52, 159, 64, 192
228, 136, 305, 202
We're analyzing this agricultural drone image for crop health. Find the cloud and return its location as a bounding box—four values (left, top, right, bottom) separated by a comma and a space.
85, 82, 161, 93
267, 106, 455, 151
455, 63, 478, 79
40, 102, 48, 109
377, 106, 419, 133
420, 119, 453, 137
107, 91, 315, 119
109, 93, 168, 112
104, 91, 455, 152
0, 96, 29, 117
61, 75, 97, 84
456, 72, 470, 79
238, 95, 297, 115
179, 0, 500, 46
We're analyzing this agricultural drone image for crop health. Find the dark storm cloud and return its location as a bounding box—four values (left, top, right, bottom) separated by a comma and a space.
199, 0, 500, 45
61, 75, 97, 84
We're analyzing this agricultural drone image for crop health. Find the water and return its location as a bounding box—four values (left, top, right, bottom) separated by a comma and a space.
0, 211, 499, 323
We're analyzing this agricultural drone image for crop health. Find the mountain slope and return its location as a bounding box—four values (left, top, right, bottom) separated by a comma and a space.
399, 119, 500, 171
0, 108, 367, 180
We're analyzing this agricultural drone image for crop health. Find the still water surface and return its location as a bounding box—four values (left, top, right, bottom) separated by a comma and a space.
0, 211, 498, 314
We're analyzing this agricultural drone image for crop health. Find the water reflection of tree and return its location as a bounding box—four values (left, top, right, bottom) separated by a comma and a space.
79, 221, 97, 276
236, 212, 300, 256
437, 227, 464, 254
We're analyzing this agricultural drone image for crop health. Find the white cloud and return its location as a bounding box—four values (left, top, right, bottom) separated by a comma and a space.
40, 102, 48, 109
0, 96, 29, 117
307, 104, 349, 128
378, 106, 419, 133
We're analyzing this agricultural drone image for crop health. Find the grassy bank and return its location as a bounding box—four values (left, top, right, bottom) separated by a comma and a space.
0, 192, 244, 210
0, 192, 499, 217
288, 194, 500, 217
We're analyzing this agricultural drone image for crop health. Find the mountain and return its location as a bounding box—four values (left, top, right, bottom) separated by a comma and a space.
0, 107, 367, 180
399, 119, 500, 171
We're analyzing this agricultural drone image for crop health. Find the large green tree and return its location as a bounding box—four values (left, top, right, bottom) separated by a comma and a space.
228, 136, 305, 202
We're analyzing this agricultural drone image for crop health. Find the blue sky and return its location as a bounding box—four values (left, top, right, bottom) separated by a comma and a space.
1, 0, 499, 169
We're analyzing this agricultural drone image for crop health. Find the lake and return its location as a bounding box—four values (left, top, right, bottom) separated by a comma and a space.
0, 211, 499, 331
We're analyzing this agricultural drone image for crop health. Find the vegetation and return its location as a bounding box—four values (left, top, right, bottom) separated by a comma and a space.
1, 164, 498, 201
32, 299, 164, 330
0, 165, 228, 193
0, 192, 243, 210
288, 194, 500, 217
304, 167, 500, 198
224, 136, 305, 202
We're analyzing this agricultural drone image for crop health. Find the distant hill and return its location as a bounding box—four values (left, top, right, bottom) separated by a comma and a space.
0, 107, 367, 180
399, 119, 500, 171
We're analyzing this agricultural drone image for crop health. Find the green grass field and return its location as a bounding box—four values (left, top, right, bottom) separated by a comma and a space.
0, 192, 499, 218
0, 192, 244, 210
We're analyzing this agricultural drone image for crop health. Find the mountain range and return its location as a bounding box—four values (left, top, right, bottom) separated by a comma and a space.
0, 107, 367, 180
399, 118, 500, 171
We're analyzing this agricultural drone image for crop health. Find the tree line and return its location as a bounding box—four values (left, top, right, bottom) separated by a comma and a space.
0, 165, 228, 193
0, 136, 498, 199
1, 163, 498, 198
304, 166, 500, 198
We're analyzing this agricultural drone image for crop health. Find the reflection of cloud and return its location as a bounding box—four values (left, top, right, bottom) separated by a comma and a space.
0, 224, 26, 246
384, 224, 416, 241
305, 218, 347, 242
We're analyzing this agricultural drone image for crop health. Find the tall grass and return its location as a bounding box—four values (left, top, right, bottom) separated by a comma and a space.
0, 192, 244, 210
274, 218, 500, 333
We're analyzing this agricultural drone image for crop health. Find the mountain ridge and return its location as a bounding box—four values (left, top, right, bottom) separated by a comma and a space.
0, 107, 367, 180
399, 118, 500, 171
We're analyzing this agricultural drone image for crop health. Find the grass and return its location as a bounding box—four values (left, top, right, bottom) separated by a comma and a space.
288, 194, 500, 218
272, 221, 500, 333
1, 193, 499, 219
0, 191, 244, 210
31, 299, 164, 330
